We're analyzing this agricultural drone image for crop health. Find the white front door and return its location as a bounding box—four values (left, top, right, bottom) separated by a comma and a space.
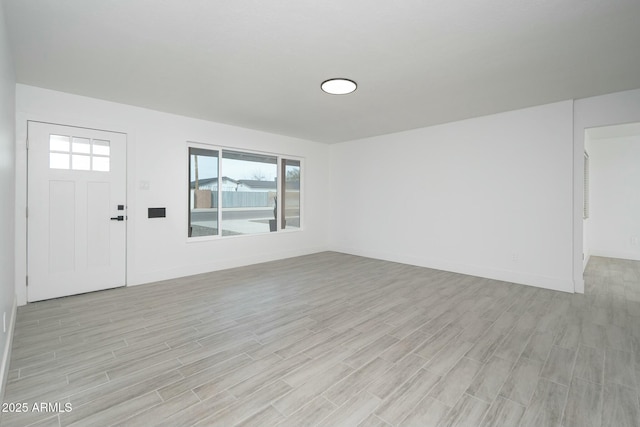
27, 122, 127, 302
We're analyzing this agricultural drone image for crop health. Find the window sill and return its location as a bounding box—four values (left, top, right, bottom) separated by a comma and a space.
186, 227, 303, 244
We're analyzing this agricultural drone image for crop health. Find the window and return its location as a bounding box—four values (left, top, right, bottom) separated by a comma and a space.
188, 147, 219, 237
281, 159, 301, 230
49, 134, 111, 171
583, 151, 589, 219
221, 151, 278, 236
188, 144, 302, 239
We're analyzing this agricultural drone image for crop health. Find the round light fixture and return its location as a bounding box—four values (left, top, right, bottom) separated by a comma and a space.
321, 78, 357, 95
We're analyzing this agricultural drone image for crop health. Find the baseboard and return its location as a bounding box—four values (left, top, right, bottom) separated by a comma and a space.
574, 277, 585, 294
331, 246, 575, 293
589, 249, 640, 262
0, 294, 17, 405
127, 246, 329, 287
583, 253, 591, 271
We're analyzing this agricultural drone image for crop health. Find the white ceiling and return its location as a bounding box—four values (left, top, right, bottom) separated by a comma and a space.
4, 0, 640, 143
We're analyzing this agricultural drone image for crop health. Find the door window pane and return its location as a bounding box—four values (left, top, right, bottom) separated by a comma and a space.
50, 135, 70, 152
72, 154, 91, 170
72, 137, 91, 154
189, 147, 219, 237
221, 151, 277, 236
50, 135, 70, 169
50, 152, 70, 169
91, 139, 110, 171
93, 140, 110, 156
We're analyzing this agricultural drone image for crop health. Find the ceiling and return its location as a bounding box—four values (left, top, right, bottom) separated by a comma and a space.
4, 0, 640, 143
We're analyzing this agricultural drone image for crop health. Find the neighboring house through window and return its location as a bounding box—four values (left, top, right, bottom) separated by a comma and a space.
188, 144, 302, 238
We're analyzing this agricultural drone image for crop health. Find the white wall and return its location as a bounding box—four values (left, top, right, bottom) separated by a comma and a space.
587, 134, 640, 260
573, 88, 640, 292
0, 0, 17, 405
15, 84, 330, 306
330, 101, 575, 292
11, 80, 640, 306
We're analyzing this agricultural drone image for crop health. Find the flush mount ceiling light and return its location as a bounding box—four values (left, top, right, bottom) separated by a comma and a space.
321, 78, 357, 95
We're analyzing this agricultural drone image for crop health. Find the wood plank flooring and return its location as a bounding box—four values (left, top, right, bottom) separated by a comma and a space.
2, 252, 639, 426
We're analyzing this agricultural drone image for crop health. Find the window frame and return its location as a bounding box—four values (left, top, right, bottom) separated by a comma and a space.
49, 134, 112, 172
280, 158, 302, 231
188, 145, 220, 240
186, 141, 304, 242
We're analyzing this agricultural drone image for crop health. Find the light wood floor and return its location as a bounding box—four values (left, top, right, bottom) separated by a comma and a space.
2, 252, 639, 426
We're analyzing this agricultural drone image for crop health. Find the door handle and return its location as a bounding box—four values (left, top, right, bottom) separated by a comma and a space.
110, 215, 124, 221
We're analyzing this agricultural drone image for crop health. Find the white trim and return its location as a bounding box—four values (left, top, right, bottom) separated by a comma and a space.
15, 111, 135, 306
186, 228, 304, 244
277, 156, 282, 232
127, 245, 326, 286
217, 146, 222, 238
299, 157, 305, 231
583, 253, 591, 271
0, 294, 18, 406
589, 250, 640, 262
333, 246, 576, 293
186, 139, 303, 160
583, 150, 589, 219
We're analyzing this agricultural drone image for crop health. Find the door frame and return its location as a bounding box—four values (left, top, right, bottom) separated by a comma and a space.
15, 112, 135, 306
572, 92, 640, 295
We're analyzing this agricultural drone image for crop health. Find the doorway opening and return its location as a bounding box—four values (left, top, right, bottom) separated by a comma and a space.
582, 122, 640, 275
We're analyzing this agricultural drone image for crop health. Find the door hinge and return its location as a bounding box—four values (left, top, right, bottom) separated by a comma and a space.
26, 138, 29, 150
26, 276, 28, 287
26, 206, 28, 218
